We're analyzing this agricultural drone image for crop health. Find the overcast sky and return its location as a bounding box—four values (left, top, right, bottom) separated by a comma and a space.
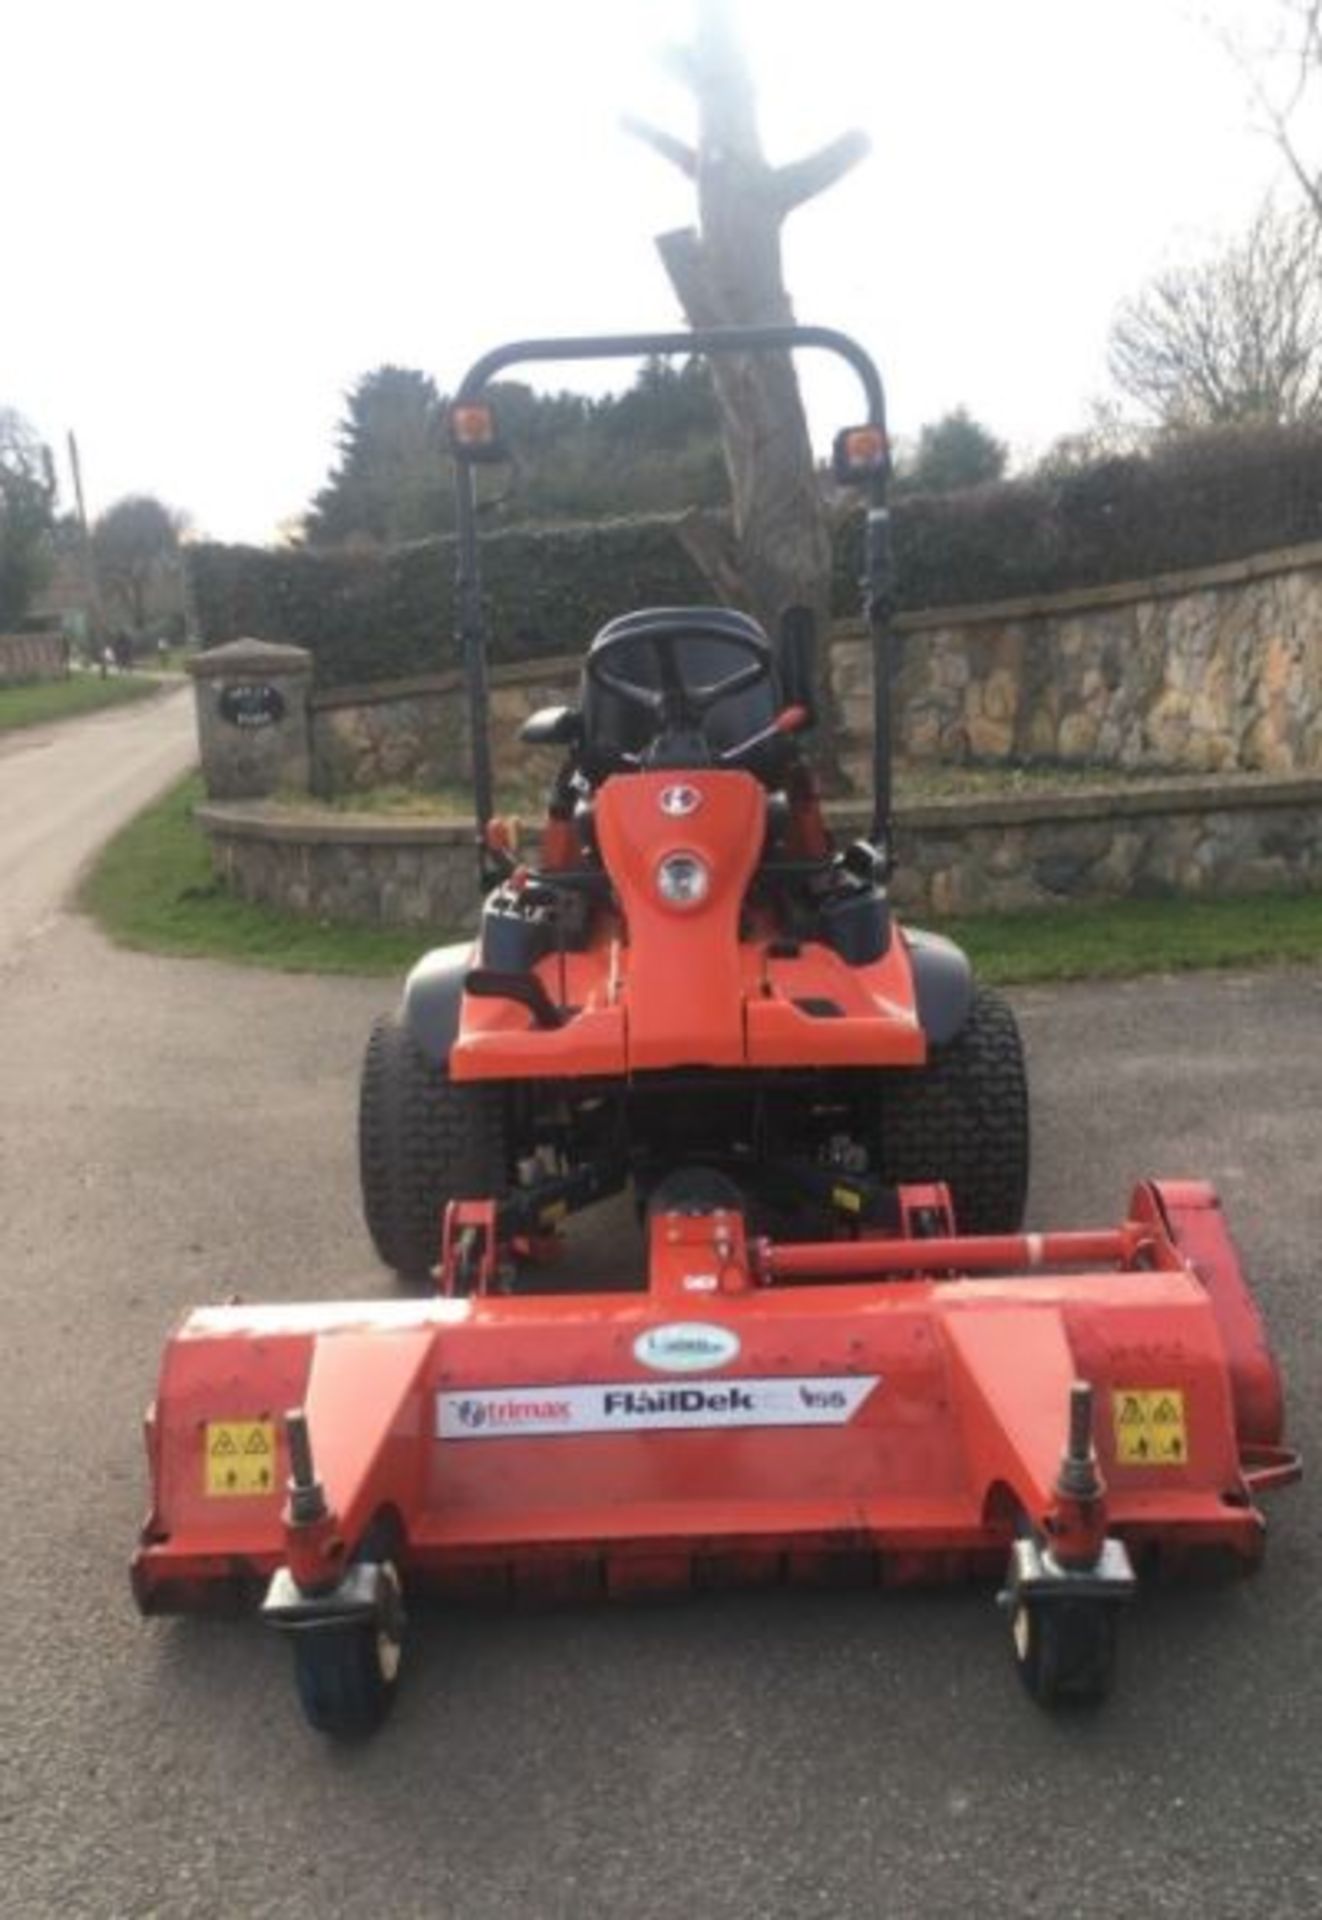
2, 0, 1293, 543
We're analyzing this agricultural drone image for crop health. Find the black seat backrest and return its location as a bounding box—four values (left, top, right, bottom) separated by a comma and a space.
579, 607, 785, 783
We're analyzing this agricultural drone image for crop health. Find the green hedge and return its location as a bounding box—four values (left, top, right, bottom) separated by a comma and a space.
188, 517, 710, 689
837, 421, 1322, 611
193, 422, 1322, 690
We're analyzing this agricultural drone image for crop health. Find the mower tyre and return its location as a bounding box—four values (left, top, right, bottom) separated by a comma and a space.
292, 1563, 406, 1738
879, 985, 1029, 1235
359, 1012, 509, 1287
1010, 1595, 1117, 1707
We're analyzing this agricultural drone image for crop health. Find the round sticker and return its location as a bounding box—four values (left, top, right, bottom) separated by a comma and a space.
633, 1322, 741, 1373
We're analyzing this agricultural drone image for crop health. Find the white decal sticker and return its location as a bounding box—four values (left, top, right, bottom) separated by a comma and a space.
633, 1322, 741, 1372
437, 1376, 879, 1439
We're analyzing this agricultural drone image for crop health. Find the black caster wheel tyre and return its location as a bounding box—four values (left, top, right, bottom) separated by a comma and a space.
292, 1563, 406, 1739
1011, 1595, 1117, 1707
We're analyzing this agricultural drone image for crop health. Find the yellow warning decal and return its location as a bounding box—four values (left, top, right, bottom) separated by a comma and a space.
1112, 1390, 1188, 1467
832, 1185, 863, 1215
205, 1420, 277, 1497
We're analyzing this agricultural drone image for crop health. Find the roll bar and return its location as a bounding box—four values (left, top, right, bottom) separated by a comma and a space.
451, 325, 897, 868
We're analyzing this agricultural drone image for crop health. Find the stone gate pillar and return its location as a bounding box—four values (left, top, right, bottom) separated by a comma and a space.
189, 637, 313, 799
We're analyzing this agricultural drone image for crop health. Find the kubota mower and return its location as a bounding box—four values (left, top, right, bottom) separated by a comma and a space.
134, 327, 1299, 1736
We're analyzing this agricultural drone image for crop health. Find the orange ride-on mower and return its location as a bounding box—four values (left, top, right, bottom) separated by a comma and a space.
133, 327, 1299, 1737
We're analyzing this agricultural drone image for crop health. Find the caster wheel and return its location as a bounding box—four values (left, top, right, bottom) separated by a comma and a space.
292, 1563, 405, 1738
1011, 1595, 1117, 1707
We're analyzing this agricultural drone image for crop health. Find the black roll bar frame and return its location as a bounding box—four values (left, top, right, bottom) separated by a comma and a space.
451, 325, 896, 872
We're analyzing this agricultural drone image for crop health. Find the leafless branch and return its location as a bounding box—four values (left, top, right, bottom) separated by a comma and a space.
774, 129, 871, 215
1109, 199, 1322, 427
620, 115, 697, 179
1213, 1, 1322, 225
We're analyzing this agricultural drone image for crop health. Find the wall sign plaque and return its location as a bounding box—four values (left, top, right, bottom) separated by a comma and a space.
219, 682, 286, 729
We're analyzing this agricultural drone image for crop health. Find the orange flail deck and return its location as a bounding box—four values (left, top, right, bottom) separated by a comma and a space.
133, 1181, 1296, 1614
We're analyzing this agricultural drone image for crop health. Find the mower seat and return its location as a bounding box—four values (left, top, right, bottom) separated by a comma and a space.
578, 607, 790, 786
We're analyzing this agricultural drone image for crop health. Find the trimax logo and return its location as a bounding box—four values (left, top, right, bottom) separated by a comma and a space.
658, 783, 702, 817
454, 1394, 572, 1431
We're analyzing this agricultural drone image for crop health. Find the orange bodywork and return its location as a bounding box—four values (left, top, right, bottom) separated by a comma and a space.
132, 1180, 1297, 1613
451, 770, 926, 1081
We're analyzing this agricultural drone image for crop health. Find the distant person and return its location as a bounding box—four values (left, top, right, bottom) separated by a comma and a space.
113, 631, 132, 673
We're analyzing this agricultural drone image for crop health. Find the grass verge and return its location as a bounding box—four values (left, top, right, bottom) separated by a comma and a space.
83, 772, 1322, 984
0, 672, 164, 733
953, 890, 1322, 985
80, 775, 431, 975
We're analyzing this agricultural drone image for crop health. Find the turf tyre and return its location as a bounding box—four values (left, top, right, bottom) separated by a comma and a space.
358, 1012, 509, 1286
878, 985, 1029, 1234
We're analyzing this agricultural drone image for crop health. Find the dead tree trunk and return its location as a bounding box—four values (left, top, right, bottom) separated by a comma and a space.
625, 0, 869, 781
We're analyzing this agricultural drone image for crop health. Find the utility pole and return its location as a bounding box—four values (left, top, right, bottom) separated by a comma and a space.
67, 430, 104, 652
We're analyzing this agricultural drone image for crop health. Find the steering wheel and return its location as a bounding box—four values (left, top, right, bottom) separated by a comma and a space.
585, 611, 772, 732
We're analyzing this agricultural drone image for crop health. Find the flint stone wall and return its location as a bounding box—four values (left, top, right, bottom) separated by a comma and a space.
196, 773, 1322, 932
310, 656, 579, 799
834, 541, 1322, 789
0, 632, 69, 684
303, 542, 1322, 799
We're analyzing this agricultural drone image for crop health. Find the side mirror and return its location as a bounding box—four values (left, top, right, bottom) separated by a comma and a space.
776, 607, 817, 726
518, 704, 582, 747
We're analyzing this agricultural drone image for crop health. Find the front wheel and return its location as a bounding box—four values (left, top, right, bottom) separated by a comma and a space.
878, 986, 1030, 1235
358, 1012, 510, 1287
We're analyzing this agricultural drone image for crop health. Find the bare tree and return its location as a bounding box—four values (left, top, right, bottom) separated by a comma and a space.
93, 494, 186, 635
1215, 1, 1322, 224
625, 0, 869, 676
1108, 200, 1322, 428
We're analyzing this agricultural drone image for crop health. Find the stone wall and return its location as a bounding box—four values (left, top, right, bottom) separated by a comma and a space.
197, 773, 1322, 932
198, 805, 479, 930
885, 774, 1321, 918
311, 656, 579, 799
305, 541, 1322, 799
0, 632, 69, 685
834, 541, 1322, 787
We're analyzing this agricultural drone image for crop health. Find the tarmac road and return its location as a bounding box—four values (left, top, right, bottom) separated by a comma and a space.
0, 684, 195, 971
0, 711, 1319, 1918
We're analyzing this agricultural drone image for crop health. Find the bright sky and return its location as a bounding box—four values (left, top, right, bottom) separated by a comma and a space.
2, 0, 1290, 543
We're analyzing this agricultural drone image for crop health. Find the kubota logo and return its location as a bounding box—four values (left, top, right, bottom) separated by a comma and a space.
659, 784, 701, 817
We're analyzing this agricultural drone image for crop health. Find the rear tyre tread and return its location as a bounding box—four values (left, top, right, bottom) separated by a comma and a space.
879, 985, 1030, 1235
359, 1012, 508, 1287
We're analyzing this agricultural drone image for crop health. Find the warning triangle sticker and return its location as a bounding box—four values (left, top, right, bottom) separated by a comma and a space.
210, 1429, 238, 1456
244, 1428, 272, 1455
